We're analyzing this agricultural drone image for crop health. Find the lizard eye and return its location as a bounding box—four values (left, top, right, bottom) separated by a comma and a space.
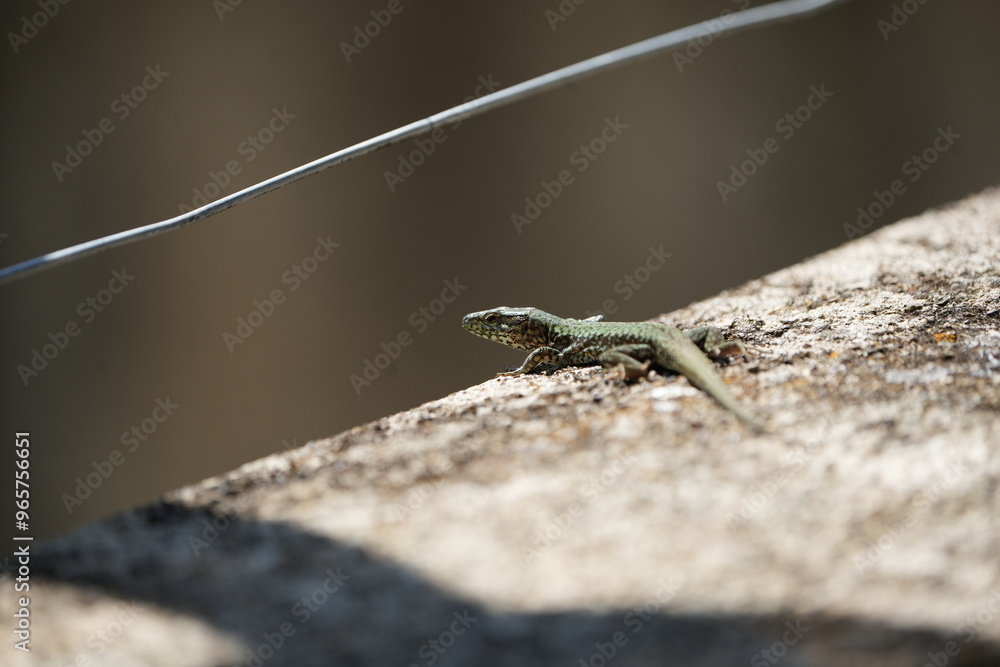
483, 313, 499, 325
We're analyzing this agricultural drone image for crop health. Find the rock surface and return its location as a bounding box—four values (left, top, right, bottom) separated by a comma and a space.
7, 188, 1000, 666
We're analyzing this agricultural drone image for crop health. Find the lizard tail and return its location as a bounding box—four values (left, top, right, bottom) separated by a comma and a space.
659, 339, 766, 433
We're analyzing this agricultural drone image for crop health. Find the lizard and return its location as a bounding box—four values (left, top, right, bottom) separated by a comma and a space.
462, 306, 764, 431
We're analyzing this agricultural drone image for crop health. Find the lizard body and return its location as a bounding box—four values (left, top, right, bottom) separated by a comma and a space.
462, 307, 763, 431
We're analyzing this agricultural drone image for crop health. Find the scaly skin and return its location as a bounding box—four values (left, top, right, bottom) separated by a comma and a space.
462, 306, 763, 431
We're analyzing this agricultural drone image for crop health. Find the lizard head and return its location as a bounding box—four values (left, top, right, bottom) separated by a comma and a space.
462, 307, 549, 351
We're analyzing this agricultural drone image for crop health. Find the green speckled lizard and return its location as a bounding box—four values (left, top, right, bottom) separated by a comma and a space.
462, 306, 763, 431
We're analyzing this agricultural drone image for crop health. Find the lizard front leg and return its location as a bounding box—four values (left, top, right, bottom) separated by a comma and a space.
497, 346, 564, 376
684, 326, 747, 359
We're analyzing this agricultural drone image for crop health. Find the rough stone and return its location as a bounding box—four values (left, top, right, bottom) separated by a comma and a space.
6, 188, 1000, 666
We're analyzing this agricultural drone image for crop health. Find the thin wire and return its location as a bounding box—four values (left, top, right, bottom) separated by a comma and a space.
0, 0, 854, 286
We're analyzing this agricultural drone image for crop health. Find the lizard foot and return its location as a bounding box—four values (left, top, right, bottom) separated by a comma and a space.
606, 360, 651, 381
707, 340, 748, 360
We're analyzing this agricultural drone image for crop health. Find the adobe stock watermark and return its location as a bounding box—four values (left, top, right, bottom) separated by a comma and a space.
406, 609, 478, 667
74, 600, 145, 662
187, 496, 257, 557
522, 454, 631, 564
577, 576, 685, 667
544, 0, 590, 31
60, 396, 180, 514
391, 459, 456, 522
213, 0, 247, 21
584, 245, 673, 319
727, 419, 830, 530
7, 0, 71, 54
750, 619, 810, 666
178, 106, 296, 213
921, 589, 1000, 667
222, 235, 340, 353
339, 0, 416, 63
236, 567, 350, 666
673, 0, 750, 73
16, 267, 135, 386
716, 84, 834, 202
31, 599, 145, 661
51, 65, 170, 182
843, 126, 959, 240
878, 0, 931, 41
384, 74, 502, 192
511, 116, 628, 234
349, 277, 467, 395
853, 457, 967, 574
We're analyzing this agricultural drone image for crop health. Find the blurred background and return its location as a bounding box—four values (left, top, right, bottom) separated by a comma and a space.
1, 0, 997, 540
